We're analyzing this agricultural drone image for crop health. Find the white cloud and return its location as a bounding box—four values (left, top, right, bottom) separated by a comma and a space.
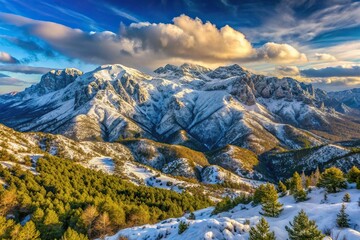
315, 53, 337, 61
0, 13, 307, 68
275, 65, 300, 76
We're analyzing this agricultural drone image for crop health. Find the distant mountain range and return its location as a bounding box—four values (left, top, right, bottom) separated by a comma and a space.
1, 63, 360, 155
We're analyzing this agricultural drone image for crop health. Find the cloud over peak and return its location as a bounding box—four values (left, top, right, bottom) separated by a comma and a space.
0, 13, 307, 68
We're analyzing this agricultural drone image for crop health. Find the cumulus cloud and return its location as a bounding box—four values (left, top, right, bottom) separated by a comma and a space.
315, 53, 337, 61
0, 51, 19, 64
255, 43, 307, 63
0, 13, 307, 67
276, 65, 300, 76
301, 65, 360, 78
0, 65, 52, 74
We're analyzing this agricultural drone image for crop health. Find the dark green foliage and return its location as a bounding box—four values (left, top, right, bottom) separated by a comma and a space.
212, 193, 252, 215
342, 193, 351, 202
336, 204, 350, 228
317, 167, 347, 193
178, 221, 189, 234
285, 210, 324, 240
259, 183, 283, 217
347, 166, 360, 183
0, 155, 212, 239
278, 181, 287, 197
249, 217, 276, 240
291, 172, 308, 202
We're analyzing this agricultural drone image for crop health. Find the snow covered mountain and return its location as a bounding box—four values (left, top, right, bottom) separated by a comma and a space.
328, 88, 360, 111
1, 63, 359, 154
107, 187, 360, 240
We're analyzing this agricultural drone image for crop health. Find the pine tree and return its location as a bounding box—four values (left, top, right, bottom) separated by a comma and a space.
292, 172, 307, 202
342, 193, 351, 202
260, 183, 283, 217
347, 166, 360, 183
285, 209, 324, 240
61, 227, 88, 240
249, 217, 276, 240
278, 181, 287, 197
336, 204, 350, 228
16, 221, 40, 240
318, 167, 347, 193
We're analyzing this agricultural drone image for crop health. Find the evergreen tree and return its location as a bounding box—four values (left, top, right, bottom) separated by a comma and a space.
278, 181, 287, 197
260, 183, 283, 217
292, 172, 307, 202
42, 209, 63, 240
342, 193, 351, 202
318, 167, 347, 193
249, 217, 276, 240
336, 204, 350, 228
347, 166, 360, 183
285, 209, 324, 240
16, 221, 40, 240
178, 221, 189, 234
61, 227, 88, 240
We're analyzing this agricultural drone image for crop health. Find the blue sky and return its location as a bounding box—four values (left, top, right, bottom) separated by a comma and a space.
0, 0, 359, 93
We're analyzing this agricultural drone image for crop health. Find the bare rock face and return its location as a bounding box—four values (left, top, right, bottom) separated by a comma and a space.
25, 68, 83, 96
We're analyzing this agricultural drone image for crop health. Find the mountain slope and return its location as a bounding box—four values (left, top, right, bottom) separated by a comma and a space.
107, 187, 360, 240
2, 63, 360, 154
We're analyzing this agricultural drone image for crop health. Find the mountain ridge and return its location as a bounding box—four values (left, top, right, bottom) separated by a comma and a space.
1, 63, 360, 154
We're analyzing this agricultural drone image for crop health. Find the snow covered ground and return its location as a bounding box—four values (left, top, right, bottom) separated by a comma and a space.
123, 162, 194, 193
80, 157, 115, 174
107, 186, 360, 240
0, 161, 38, 175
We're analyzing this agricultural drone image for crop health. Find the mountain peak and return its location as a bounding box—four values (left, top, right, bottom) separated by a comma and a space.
20, 68, 83, 97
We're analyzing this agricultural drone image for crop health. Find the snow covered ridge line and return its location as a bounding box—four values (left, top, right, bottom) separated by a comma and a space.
106, 188, 360, 240
1, 63, 360, 155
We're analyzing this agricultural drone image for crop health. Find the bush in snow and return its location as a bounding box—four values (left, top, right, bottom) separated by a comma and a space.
342, 193, 351, 202
336, 203, 350, 228
318, 167, 347, 193
178, 221, 189, 234
188, 212, 195, 220
249, 217, 276, 240
285, 209, 324, 240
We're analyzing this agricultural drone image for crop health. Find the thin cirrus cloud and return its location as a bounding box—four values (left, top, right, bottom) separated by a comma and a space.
0, 13, 308, 68
0, 65, 52, 74
0, 51, 20, 64
0, 73, 28, 86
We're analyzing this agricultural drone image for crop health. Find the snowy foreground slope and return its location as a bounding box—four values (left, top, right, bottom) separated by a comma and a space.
107, 187, 360, 240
